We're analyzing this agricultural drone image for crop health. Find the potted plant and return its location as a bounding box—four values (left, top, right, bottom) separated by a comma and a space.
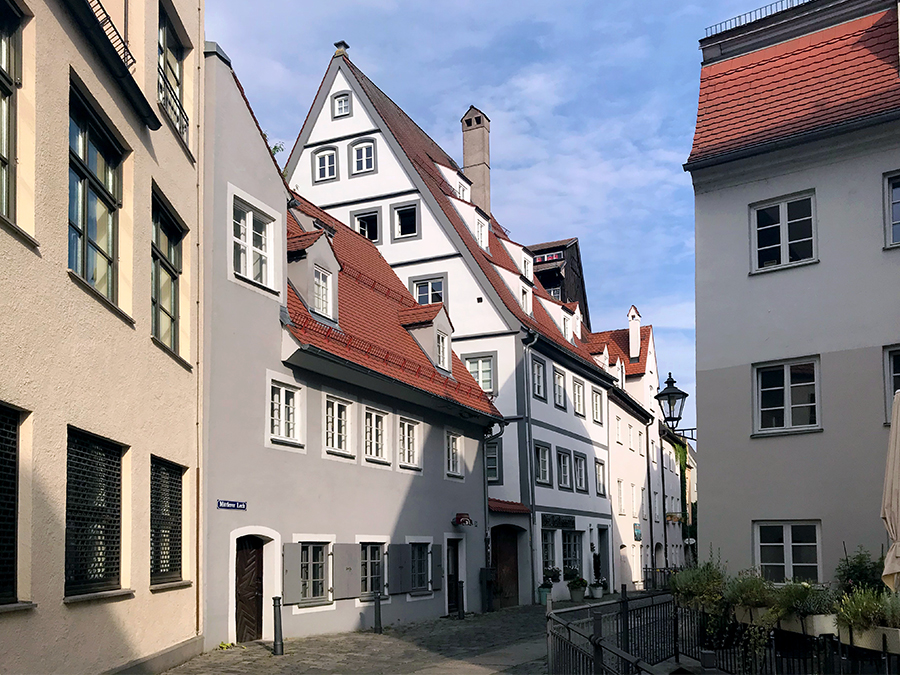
539, 567, 560, 606
568, 576, 588, 603
589, 580, 604, 599
836, 587, 900, 652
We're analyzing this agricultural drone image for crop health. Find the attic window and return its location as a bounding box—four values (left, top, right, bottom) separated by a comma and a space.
563, 316, 571, 342
523, 257, 531, 279
437, 331, 449, 370
475, 116, 482, 124
393, 202, 419, 239
458, 183, 468, 201
332, 93, 351, 118
313, 266, 332, 318
520, 287, 531, 314
476, 220, 488, 249
465, 119, 473, 128
355, 211, 378, 242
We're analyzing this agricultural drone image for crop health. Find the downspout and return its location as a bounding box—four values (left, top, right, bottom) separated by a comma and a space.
644, 418, 655, 582
660, 425, 670, 569
483, 420, 508, 570
521, 328, 538, 603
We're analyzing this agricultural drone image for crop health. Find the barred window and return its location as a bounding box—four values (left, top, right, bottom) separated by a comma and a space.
411, 543, 429, 591
0, 404, 18, 604
150, 456, 183, 585
65, 429, 122, 596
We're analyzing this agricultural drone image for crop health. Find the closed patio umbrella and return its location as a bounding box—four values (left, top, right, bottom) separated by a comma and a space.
882, 391, 900, 591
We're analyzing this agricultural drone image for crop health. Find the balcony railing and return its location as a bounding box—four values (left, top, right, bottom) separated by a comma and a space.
705, 0, 815, 38
87, 0, 135, 69
158, 67, 189, 146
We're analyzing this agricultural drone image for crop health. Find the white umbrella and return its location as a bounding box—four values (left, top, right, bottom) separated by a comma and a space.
882, 391, 900, 591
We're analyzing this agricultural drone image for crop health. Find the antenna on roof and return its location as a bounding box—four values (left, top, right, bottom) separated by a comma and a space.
334, 41, 349, 57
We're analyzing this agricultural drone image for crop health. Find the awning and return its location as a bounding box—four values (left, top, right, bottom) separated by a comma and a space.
488, 498, 530, 515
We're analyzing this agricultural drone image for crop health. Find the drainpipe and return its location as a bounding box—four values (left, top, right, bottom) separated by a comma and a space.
659, 425, 669, 570
521, 328, 538, 603
644, 419, 655, 584
483, 420, 508, 568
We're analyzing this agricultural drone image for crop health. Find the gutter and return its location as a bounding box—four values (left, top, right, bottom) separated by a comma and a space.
482, 420, 508, 576
521, 327, 539, 604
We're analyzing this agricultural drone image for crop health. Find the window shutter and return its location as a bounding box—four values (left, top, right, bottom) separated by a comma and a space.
332, 543, 360, 600
282, 543, 303, 605
388, 544, 411, 595
431, 544, 443, 591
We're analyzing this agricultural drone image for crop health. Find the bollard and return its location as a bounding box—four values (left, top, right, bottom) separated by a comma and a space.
620, 585, 630, 675
374, 591, 383, 634
457, 580, 465, 619
673, 600, 680, 664
272, 596, 284, 656
592, 608, 605, 675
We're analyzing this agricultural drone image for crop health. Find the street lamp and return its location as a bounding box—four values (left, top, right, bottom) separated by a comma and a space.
655, 372, 688, 429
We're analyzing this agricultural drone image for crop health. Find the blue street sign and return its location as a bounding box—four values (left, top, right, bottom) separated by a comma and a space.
217, 499, 247, 511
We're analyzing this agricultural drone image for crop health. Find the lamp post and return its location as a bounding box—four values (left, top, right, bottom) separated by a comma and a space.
655, 373, 688, 429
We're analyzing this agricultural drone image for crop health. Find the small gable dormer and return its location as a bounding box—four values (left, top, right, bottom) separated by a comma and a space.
287, 217, 342, 325
399, 303, 454, 374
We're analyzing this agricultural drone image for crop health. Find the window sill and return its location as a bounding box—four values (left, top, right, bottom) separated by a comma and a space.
271, 437, 304, 449
446, 472, 464, 480
151, 336, 193, 372
313, 177, 339, 185
365, 456, 391, 466
533, 395, 547, 403
0, 601, 36, 614
0, 215, 39, 250
554, 405, 567, 412
64, 588, 135, 604
326, 448, 355, 459
750, 427, 824, 439
408, 590, 432, 597
393, 233, 418, 241
234, 273, 279, 296
558, 485, 574, 492
157, 100, 196, 164
536, 481, 553, 488
575, 487, 589, 495
749, 258, 819, 276
68, 270, 136, 327
294, 599, 332, 609
150, 580, 192, 593
884, 243, 900, 252
399, 463, 422, 472
574, 413, 586, 419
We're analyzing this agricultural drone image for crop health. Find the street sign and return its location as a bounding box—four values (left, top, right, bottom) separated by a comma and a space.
217, 499, 247, 511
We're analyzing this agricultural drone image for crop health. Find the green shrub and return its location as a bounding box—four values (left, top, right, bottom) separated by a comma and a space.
773, 582, 839, 618
835, 546, 884, 594
882, 593, 900, 629
725, 569, 773, 608
836, 588, 885, 633
670, 552, 727, 609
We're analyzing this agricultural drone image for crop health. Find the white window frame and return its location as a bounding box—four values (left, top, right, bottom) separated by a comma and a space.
750, 192, 817, 273
754, 521, 822, 584
398, 418, 420, 470
595, 460, 606, 496
631, 483, 638, 517
233, 198, 273, 288
886, 346, 900, 422
521, 287, 531, 314
541, 529, 555, 570
592, 390, 603, 425
351, 141, 375, 175
754, 357, 821, 435
563, 316, 570, 342
641, 488, 647, 521
485, 441, 500, 483
628, 424, 634, 451
476, 219, 488, 249
532, 358, 546, 399
574, 455, 587, 491
651, 439, 656, 463
573, 380, 585, 417
313, 266, 332, 318
654, 492, 660, 522
553, 369, 566, 409
364, 407, 388, 462
523, 257, 531, 280
616, 417, 622, 444
393, 203, 419, 239
617, 479, 625, 515
436, 331, 450, 371
536, 444, 551, 485
296, 541, 329, 604
557, 451, 571, 489
314, 148, 337, 182
638, 430, 644, 456
457, 182, 468, 201
885, 172, 900, 249
324, 395, 352, 456
465, 356, 494, 393
270, 381, 300, 444
445, 430, 462, 478
333, 93, 351, 118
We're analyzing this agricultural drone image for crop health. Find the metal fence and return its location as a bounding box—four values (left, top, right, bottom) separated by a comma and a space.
704, 0, 815, 38
642, 567, 678, 592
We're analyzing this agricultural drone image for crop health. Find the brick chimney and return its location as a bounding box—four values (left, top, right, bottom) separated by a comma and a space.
461, 106, 490, 215
628, 305, 641, 360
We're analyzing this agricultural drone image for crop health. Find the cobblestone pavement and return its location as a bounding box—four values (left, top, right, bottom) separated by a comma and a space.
167, 605, 548, 674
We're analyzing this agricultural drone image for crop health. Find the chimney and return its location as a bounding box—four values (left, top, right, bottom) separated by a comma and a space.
461, 106, 490, 215
628, 305, 641, 360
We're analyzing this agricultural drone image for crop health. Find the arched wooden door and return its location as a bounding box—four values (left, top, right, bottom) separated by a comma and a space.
492, 525, 520, 608
235, 535, 264, 642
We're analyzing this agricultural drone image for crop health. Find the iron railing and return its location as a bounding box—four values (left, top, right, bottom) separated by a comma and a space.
548, 606, 654, 675
158, 67, 189, 145
705, 0, 816, 38
643, 566, 679, 592
86, 0, 135, 69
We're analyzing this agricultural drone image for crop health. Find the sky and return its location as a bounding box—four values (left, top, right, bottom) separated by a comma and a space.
205, 0, 759, 433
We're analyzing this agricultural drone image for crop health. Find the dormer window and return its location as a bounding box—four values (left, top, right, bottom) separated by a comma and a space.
332, 92, 352, 118
523, 257, 531, 280
563, 316, 570, 341
313, 147, 338, 183
350, 139, 375, 175
437, 331, 449, 370
476, 219, 488, 249
458, 183, 468, 201
520, 287, 531, 314
313, 266, 332, 317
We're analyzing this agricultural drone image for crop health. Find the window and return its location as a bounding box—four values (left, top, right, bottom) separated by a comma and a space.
476, 219, 488, 249
445, 431, 461, 476
457, 183, 468, 201
631, 484, 637, 517
0, 4, 20, 222
436, 332, 450, 371
563, 316, 570, 342
616, 417, 622, 444
485, 442, 500, 483
394, 203, 418, 238
233, 199, 272, 287
298, 543, 327, 602
333, 93, 351, 118
351, 141, 375, 175
0, 404, 17, 604
641, 488, 647, 520
69, 90, 122, 301
553, 369, 566, 409
557, 451, 571, 489
887, 177, 900, 247
595, 460, 606, 496
638, 431, 644, 456
150, 456, 183, 585
151, 200, 183, 351
651, 439, 656, 463
592, 390, 603, 424
360, 543, 383, 597
541, 530, 555, 570
465, 356, 493, 392
617, 480, 624, 515
886, 348, 900, 421
411, 543, 429, 591
755, 522, 820, 583
574, 455, 587, 492
314, 148, 337, 182
520, 287, 531, 314
313, 267, 332, 317
562, 531, 582, 577
628, 425, 634, 451
547, 287, 561, 300
654, 492, 660, 522
325, 396, 350, 454
65, 429, 122, 596
364, 408, 386, 460
158, 7, 188, 143
354, 211, 379, 242
414, 278, 443, 305
523, 257, 531, 279
535, 444, 551, 484
532, 358, 546, 400
752, 194, 815, 271
270, 383, 298, 442
755, 359, 819, 432
398, 419, 418, 467
573, 380, 585, 417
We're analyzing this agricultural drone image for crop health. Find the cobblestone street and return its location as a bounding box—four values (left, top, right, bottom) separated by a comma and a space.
167, 605, 548, 674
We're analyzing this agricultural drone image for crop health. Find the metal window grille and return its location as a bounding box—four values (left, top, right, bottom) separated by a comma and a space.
150, 456, 182, 584
0, 405, 17, 603
65, 429, 121, 596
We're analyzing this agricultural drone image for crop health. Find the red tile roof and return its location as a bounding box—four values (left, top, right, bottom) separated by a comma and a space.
585, 325, 652, 377
398, 303, 446, 328
488, 498, 531, 515
529, 238, 576, 251
688, 9, 900, 165
285, 195, 500, 419
286, 230, 323, 258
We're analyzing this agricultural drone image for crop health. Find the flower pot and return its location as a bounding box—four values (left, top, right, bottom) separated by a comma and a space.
840, 626, 900, 652
780, 613, 837, 636
591, 586, 603, 599
538, 587, 550, 606
570, 587, 585, 603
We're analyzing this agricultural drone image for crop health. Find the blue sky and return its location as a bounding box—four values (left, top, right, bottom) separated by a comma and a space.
205, 0, 757, 431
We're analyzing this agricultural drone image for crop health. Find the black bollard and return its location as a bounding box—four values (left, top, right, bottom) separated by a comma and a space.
374, 591, 383, 634
273, 596, 284, 656
457, 580, 465, 619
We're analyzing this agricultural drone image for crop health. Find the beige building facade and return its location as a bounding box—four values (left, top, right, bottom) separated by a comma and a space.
0, 0, 203, 672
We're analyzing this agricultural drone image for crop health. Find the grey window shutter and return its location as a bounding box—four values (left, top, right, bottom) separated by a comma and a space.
388, 544, 411, 595
283, 543, 303, 605
332, 543, 360, 600
432, 544, 443, 591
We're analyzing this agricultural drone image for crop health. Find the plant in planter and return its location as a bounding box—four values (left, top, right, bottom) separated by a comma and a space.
543, 567, 561, 584
771, 582, 838, 635
670, 552, 727, 614
725, 568, 773, 623
563, 566, 580, 582
567, 576, 588, 602
836, 546, 884, 594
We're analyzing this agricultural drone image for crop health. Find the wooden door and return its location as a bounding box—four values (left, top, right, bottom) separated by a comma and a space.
235, 535, 264, 642
446, 539, 459, 614
492, 526, 519, 608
